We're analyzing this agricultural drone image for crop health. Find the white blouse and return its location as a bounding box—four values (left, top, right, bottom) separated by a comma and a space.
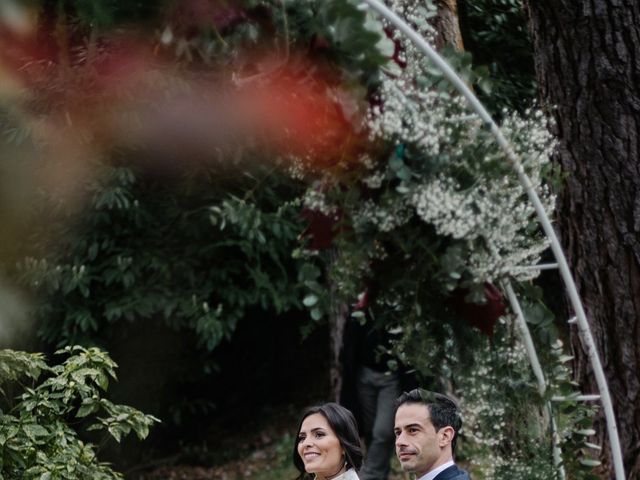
329, 469, 360, 480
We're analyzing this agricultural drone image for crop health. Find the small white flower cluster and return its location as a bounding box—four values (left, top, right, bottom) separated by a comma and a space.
353, 197, 411, 232
358, 154, 376, 170
411, 176, 478, 239
366, 0, 451, 154
367, 81, 467, 159
483, 456, 555, 480
362, 170, 385, 189
410, 168, 553, 282
365, 4, 556, 284
285, 155, 307, 180
457, 319, 555, 479
302, 186, 334, 216
500, 108, 557, 169
460, 330, 528, 440
292, 0, 558, 300
383, 0, 438, 64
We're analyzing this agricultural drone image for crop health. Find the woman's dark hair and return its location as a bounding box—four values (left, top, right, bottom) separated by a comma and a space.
292, 402, 364, 480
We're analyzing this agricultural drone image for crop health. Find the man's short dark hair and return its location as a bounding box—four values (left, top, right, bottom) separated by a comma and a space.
396, 389, 462, 455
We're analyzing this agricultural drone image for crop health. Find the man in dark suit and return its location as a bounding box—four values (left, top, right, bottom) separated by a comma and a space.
394, 389, 471, 480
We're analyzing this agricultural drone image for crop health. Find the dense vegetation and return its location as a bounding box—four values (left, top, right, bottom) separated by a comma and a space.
0, 347, 158, 479
0, 0, 602, 478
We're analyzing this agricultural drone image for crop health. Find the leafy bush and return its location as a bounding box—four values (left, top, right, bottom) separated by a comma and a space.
18, 164, 304, 351
0, 346, 159, 479
459, 0, 537, 113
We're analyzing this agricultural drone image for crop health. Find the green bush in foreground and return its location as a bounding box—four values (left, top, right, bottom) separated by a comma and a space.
0, 346, 159, 479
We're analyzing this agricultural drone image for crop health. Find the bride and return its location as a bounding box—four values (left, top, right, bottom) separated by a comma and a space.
293, 402, 364, 480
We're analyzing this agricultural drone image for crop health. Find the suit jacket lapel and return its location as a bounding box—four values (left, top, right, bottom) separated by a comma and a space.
433, 465, 463, 480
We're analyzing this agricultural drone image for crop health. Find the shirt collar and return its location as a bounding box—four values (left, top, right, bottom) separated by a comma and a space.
417, 460, 455, 480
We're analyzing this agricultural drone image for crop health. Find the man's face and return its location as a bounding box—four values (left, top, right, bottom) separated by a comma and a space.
394, 403, 453, 476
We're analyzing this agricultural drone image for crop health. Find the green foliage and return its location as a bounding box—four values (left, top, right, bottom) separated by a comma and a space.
5, 0, 395, 432
0, 346, 159, 479
284, 0, 393, 83
253, 433, 297, 480
9, 0, 399, 355
460, 328, 597, 480
546, 353, 602, 480
460, 0, 537, 113
2, 0, 600, 476
56, 0, 167, 29
0, 351, 48, 392
19, 164, 304, 352
296, 99, 555, 329
382, 280, 598, 480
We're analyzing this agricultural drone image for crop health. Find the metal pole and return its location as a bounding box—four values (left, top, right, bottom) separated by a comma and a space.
504, 281, 546, 396
510, 263, 559, 272
504, 280, 565, 479
359, 1, 626, 478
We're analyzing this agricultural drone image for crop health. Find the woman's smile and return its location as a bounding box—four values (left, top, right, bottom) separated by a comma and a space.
297, 413, 346, 479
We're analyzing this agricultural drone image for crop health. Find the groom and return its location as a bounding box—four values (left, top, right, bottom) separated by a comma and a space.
394, 389, 471, 480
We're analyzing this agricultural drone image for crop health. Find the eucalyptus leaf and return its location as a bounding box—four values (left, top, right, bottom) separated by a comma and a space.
303, 294, 319, 307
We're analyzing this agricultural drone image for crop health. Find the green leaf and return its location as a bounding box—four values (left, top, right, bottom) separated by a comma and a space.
375, 37, 395, 57
108, 425, 123, 443
22, 424, 49, 441
76, 401, 98, 418
303, 295, 319, 307
96, 372, 109, 391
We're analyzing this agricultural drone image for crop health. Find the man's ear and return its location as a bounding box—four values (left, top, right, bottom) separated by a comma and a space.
438, 426, 455, 448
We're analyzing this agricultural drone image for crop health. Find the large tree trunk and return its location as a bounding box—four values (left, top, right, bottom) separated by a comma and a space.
328, 248, 349, 402
432, 0, 464, 51
525, 1, 640, 477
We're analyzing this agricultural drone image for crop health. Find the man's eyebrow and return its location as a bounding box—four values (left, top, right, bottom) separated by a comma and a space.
403, 423, 422, 430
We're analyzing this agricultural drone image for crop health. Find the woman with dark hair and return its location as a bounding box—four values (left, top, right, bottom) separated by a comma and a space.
293, 402, 364, 480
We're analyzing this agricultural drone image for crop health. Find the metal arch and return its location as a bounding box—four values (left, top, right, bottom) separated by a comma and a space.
359, 1, 626, 478
504, 280, 566, 479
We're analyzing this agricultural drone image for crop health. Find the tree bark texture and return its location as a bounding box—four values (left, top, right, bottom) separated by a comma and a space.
525, 1, 640, 477
432, 0, 465, 50
327, 248, 349, 403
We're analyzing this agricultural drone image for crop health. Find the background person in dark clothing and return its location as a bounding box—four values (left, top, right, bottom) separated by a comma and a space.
341, 311, 417, 480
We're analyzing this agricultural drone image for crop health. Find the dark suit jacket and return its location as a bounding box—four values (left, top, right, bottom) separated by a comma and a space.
434, 464, 471, 480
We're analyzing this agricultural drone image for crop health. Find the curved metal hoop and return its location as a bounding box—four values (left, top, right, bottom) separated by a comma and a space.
359, 1, 626, 478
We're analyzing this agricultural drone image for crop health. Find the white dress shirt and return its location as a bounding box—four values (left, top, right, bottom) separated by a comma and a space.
417, 460, 455, 480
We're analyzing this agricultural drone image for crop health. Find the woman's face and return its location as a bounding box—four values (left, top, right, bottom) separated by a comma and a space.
297, 413, 345, 479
